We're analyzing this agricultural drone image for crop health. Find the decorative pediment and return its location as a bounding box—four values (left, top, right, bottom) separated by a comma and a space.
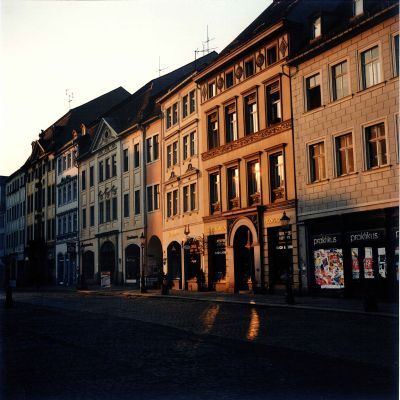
90, 118, 118, 154
28, 140, 46, 163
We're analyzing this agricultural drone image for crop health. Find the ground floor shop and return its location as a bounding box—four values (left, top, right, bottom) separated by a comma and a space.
299, 207, 398, 301
55, 240, 77, 286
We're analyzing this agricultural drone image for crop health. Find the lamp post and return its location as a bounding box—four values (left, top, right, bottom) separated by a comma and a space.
280, 211, 294, 304
244, 230, 256, 293
140, 232, 147, 293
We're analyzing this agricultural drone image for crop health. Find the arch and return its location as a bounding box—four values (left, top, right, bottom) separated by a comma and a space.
229, 217, 259, 247
125, 244, 140, 283
147, 236, 163, 288
167, 241, 182, 289
100, 241, 116, 283
82, 250, 95, 280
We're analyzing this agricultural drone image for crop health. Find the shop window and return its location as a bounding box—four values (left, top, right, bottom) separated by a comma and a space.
305, 73, 321, 111
244, 93, 258, 135
207, 112, 219, 150
209, 172, 220, 214
309, 142, 326, 182
208, 81, 216, 99
269, 152, 285, 202
267, 46, 277, 65
314, 248, 344, 288
360, 46, 381, 90
266, 81, 281, 126
247, 160, 261, 206
335, 133, 354, 176
227, 166, 240, 209
225, 103, 238, 143
331, 60, 349, 101
245, 59, 254, 78
393, 34, 399, 77
225, 71, 234, 88
365, 122, 387, 169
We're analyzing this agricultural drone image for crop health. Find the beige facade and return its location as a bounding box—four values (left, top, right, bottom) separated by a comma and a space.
197, 23, 298, 293
290, 11, 399, 296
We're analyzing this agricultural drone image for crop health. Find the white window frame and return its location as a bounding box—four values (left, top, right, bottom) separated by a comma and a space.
358, 43, 383, 91
332, 130, 356, 177
362, 119, 389, 170
392, 33, 399, 78
353, 0, 363, 17
312, 16, 321, 39
329, 58, 351, 102
304, 70, 323, 112
306, 138, 327, 183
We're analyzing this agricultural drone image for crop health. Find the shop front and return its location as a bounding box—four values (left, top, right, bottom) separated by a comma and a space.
306, 208, 398, 301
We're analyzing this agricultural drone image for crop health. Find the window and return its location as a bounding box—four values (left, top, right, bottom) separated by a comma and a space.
207, 112, 219, 149
62, 156, 67, 172
67, 153, 71, 169
134, 190, 141, 215
353, 0, 363, 16
247, 160, 261, 205
190, 131, 196, 157
225, 71, 234, 88
172, 103, 178, 125
112, 155, 117, 177
172, 189, 178, 216
244, 93, 258, 135
166, 107, 172, 129
147, 184, 160, 212
183, 183, 196, 212
182, 95, 188, 118
189, 90, 196, 113
147, 186, 153, 212
331, 61, 349, 101
393, 34, 399, 77
227, 166, 240, 209
57, 158, 62, 175
335, 133, 354, 176
209, 172, 220, 214
305, 73, 321, 111
266, 81, 281, 126
81, 170, 86, 191
112, 197, 117, 220
183, 136, 189, 160
105, 199, 111, 222
360, 46, 381, 89
67, 184, 71, 202
245, 59, 254, 78
208, 81, 216, 99
90, 205, 95, 226
98, 161, 104, 182
90, 166, 94, 187
167, 144, 172, 168
82, 208, 87, 229
312, 16, 321, 39
267, 46, 277, 65
225, 103, 238, 143
124, 193, 130, 218
146, 135, 159, 163
365, 122, 387, 169
309, 142, 326, 182
134, 143, 140, 168
105, 158, 110, 180
270, 152, 285, 202
73, 212, 77, 232
172, 141, 178, 165
184, 131, 196, 159
73, 181, 77, 201
166, 192, 172, 218
123, 149, 129, 172
99, 202, 104, 224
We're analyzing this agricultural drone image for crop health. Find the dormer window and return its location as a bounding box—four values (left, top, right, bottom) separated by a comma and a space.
312, 16, 321, 39
353, 0, 363, 16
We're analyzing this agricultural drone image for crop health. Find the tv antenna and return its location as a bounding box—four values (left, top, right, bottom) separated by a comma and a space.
66, 89, 74, 110
195, 25, 217, 60
157, 56, 168, 77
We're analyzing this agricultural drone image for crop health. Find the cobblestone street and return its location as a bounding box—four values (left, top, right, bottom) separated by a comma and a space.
1, 290, 398, 399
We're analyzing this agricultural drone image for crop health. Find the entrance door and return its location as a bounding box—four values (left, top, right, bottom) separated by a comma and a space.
100, 241, 116, 284
233, 226, 254, 292
82, 251, 94, 281
208, 235, 226, 290
167, 241, 182, 289
125, 244, 140, 285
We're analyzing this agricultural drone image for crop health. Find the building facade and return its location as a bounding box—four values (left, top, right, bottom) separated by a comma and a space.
289, 0, 399, 299
0, 175, 8, 280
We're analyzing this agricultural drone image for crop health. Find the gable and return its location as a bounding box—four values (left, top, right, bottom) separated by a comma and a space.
90, 118, 118, 154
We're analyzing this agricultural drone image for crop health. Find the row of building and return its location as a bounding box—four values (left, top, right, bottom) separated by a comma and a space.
3, 0, 399, 300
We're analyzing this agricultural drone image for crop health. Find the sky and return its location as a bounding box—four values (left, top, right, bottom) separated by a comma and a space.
0, 0, 271, 176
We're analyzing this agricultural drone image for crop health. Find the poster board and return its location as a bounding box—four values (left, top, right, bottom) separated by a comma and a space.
100, 271, 111, 288
314, 248, 344, 289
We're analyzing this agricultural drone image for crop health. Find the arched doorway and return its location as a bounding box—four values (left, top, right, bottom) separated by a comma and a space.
125, 244, 140, 285
183, 238, 201, 289
57, 253, 64, 285
233, 226, 254, 292
147, 236, 163, 288
82, 250, 95, 281
167, 241, 182, 289
100, 241, 116, 284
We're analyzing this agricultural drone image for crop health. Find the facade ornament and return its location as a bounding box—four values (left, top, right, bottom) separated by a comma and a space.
235, 65, 243, 79
217, 77, 224, 89
256, 53, 265, 67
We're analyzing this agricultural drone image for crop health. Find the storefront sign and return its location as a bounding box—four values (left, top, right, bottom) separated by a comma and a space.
311, 233, 341, 248
346, 229, 385, 244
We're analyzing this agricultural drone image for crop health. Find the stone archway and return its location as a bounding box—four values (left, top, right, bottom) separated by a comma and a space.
229, 217, 261, 293
100, 241, 116, 284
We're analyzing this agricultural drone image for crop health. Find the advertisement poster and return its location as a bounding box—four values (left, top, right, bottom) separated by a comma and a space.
378, 248, 387, 278
363, 247, 374, 279
351, 248, 360, 279
101, 271, 111, 288
314, 248, 344, 289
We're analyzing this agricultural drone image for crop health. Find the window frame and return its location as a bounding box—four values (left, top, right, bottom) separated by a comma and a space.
123, 148, 129, 172
224, 101, 238, 143
265, 78, 282, 126
208, 80, 216, 99
333, 131, 355, 177
267, 149, 286, 203
392, 33, 399, 78
246, 157, 262, 206
329, 58, 350, 102
207, 110, 219, 150
304, 71, 322, 112
226, 164, 240, 210
307, 140, 327, 183
359, 43, 383, 91
209, 170, 221, 214
363, 120, 388, 170
243, 90, 259, 135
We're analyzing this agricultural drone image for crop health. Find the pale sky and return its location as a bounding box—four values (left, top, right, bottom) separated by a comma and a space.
0, 0, 271, 176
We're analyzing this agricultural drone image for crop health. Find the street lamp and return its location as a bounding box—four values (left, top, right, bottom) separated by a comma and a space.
244, 230, 256, 293
140, 232, 147, 293
280, 211, 294, 304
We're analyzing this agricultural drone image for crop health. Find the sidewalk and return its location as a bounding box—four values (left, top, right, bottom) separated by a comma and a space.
75, 285, 399, 318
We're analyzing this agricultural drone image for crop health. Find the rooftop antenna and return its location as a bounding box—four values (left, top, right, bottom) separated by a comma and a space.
157, 56, 168, 77
194, 25, 217, 61
66, 89, 74, 110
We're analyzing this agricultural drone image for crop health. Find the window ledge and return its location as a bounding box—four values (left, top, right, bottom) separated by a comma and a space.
327, 94, 353, 107
332, 172, 359, 181
362, 164, 392, 175
356, 81, 386, 95
307, 178, 330, 186
303, 105, 325, 116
